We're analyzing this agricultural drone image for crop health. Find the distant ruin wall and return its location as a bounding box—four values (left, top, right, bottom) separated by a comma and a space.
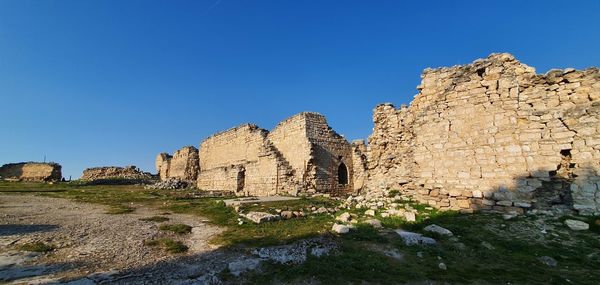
367, 53, 600, 215
81, 166, 153, 181
0, 162, 62, 182
155, 146, 200, 182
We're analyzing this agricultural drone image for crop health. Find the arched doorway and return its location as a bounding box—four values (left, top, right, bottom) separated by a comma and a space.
236, 168, 246, 192
338, 163, 348, 185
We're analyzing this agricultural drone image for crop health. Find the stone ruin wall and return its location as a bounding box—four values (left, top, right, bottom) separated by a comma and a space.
267, 112, 358, 193
303, 113, 356, 193
351, 140, 369, 193
267, 113, 314, 186
81, 165, 153, 181
367, 53, 600, 215
155, 146, 199, 182
0, 162, 62, 182
197, 124, 299, 196
155, 153, 171, 180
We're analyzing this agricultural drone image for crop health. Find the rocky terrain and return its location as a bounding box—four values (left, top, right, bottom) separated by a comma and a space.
0, 195, 221, 283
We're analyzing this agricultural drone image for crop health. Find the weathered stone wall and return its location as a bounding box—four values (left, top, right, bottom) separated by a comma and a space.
195, 113, 357, 196
0, 162, 62, 182
304, 113, 355, 193
367, 53, 600, 215
168, 146, 200, 181
351, 140, 369, 193
155, 153, 172, 180
81, 165, 152, 181
267, 113, 313, 184
197, 124, 299, 196
155, 146, 200, 182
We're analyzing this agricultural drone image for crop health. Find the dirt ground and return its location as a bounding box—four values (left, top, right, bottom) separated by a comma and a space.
0, 194, 240, 284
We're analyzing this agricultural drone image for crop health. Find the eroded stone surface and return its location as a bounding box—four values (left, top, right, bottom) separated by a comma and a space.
367, 53, 600, 215
0, 162, 62, 182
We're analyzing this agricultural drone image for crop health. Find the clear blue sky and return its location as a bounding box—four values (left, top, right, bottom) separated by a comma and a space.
1, 0, 599, 179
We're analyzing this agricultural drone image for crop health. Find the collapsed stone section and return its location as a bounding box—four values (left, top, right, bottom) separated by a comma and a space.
196, 113, 358, 196
367, 53, 600, 215
81, 166, 153, 181
0, 162, 62, 182
155, 146, 200, 182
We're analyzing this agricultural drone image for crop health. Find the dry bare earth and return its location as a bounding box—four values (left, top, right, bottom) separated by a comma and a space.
0, 194, 236, 284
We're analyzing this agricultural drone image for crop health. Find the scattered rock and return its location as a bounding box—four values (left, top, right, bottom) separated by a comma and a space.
336, 212, 351, 223
364, 209, 376, 216
314, 207, 328, 214
253, 238, 337, 264
280, 211, 294, 220
227, 258, 262, 277
565, 219, 589, 231
423, 224, 453, 236
538, 256, 557, 267
404, 212, 416, 222
438, 262, 447, 270
502, 213, 518, 220
244, 212, 281, 224
332, 224, 351, 234
481, 241, 495, 250
364, 218, 382, 229
395, 230, 436, 246
144, 178, 189, 190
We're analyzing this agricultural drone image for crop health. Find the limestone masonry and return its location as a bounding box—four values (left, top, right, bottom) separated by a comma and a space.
0, 162, 62, 182
158, 113, 359, 196
367, 53, 600, 215
155, 146, 199, 181
156, 53, 599, 216
81, 166, 153, 181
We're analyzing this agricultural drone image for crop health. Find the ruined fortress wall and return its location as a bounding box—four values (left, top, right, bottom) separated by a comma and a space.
304, 113, 355, 193
197, 124, 299, 196
199, 124, 267, 170
0, 162, 62, 182
368, 53, 600, 215
351, 140, 369, 193
167, 146, 199, 181
155, 153, 172, 180
267, 113, 313, 179
81, 166, 152, 181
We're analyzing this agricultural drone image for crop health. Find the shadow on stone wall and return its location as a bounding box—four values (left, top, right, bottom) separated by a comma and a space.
0, 163, 24, 181
473, 165, 599, 216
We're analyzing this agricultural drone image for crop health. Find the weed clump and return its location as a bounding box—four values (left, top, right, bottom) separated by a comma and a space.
140, 216, 170, 222
18, 242, 55, 253
159, 223, 193, 235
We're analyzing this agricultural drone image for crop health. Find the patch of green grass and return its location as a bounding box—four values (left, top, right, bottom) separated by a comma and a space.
248, 211, 600, 284
144, 238, 188, 254
159, 223, 193, 235
106, 204, 135, 214
139, 216, 170, 222
18, 242, 55, 253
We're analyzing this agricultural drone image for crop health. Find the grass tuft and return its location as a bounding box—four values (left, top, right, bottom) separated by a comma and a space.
159, 223, 193, 235
139, 216, 170, 222
106, 204, 135, 214
18, 242, 55, 253
144, 238, 188, 254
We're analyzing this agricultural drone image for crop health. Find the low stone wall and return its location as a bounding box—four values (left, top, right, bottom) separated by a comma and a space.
81, 166, 153, 181
367, 53, 600, 215
0, 162, 62, 182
